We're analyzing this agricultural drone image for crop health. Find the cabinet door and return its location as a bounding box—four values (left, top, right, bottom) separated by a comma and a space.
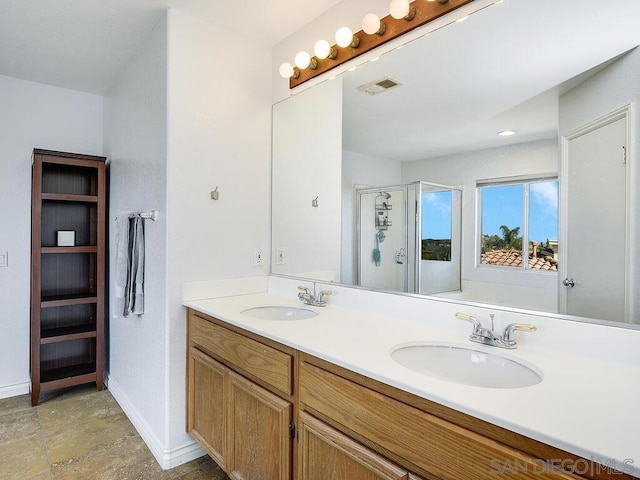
228, 371, 292, 480
187, 347, 229, 469
298, 412, 410, 480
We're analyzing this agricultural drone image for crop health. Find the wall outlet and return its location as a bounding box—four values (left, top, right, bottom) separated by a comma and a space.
253, 247, 264, 266
276, 246, 285, 265
0, 251, 7, 267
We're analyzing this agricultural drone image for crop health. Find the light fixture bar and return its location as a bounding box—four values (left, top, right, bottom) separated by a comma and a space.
289, 0, 473, 88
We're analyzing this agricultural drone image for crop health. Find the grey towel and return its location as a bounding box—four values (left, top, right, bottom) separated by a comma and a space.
114, 214, 145, 317
125, 216, 144, 316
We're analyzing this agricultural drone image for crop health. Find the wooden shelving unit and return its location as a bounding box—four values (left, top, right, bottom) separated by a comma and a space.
30, 149, 106, 406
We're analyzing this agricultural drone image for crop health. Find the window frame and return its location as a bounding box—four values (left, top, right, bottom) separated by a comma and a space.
476, 174, 558, 274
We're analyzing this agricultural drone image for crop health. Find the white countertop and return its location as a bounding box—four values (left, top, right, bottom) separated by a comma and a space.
184, 289, 640, 478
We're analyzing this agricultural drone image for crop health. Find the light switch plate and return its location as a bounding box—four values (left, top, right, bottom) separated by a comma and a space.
0, 251, 7, 267
276, 247, 285, 265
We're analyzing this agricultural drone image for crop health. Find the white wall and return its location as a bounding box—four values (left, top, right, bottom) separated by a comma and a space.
402, 139, 559, 312
166, 7, 272, 463
559, 48, 640, 323
0, 74, 103, 398
103, 12, 171, 462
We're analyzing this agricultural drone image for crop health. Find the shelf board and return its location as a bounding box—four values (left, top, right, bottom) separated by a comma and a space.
41, 193, 98, 203
41, 325, 97, 344
40, 364, 97, 391
41, 246, 98, 254
41, 294, 97, 308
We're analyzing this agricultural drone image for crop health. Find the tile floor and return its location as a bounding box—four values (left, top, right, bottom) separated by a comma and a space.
0, 385, 230, 480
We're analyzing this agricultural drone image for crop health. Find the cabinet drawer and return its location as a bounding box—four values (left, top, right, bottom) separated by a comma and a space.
299, 361, 582, 480
189, 312, 293, 395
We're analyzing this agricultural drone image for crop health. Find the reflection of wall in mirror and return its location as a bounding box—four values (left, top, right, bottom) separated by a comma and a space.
559, 47, 640, 323
271, 79, 343, 282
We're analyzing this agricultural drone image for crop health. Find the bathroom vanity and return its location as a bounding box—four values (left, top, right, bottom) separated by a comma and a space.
184, 278, 640, 480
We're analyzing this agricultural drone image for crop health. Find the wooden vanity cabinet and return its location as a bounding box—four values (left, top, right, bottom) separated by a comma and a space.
298, 411, 414, 480
187, 310, 293, 480
188, 348, 228, 468
298, 354, 633, 480
186, 309, 632, 480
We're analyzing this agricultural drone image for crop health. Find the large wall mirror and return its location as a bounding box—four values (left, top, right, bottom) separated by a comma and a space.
272, 0, 640, 326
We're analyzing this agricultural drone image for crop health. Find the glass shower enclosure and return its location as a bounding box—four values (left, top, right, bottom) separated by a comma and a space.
355, 182, 462, 295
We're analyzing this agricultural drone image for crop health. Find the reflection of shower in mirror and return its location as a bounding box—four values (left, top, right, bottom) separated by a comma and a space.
355, 182, 462, 295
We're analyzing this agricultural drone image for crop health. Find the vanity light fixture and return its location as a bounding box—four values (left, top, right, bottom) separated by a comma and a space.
362, 13, 386, 36
278, 62, 299, 79
314, 40, 337, 60
390, 0, 416, 20
295, 51, 317, 70
335, 27, 360, 48
281, 0, 473, 87
498, 130, 517, 136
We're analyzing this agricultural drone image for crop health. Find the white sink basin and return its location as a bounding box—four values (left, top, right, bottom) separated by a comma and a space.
391, 343, 542, 389
240, 305, 318, 321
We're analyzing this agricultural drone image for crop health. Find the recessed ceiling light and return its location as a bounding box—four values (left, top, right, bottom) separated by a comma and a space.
498, 130, 517, 136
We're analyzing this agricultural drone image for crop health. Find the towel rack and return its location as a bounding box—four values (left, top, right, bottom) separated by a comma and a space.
115, 210, 158, 221
136, 210, 158, 221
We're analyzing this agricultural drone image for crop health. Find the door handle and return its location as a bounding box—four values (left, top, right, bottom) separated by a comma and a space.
562, 277, 575, 288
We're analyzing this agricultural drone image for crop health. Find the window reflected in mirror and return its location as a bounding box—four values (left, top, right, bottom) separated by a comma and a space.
479, 178, 558, 271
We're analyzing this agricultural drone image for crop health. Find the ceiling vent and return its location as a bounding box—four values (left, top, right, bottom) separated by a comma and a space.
356, 77, 403, 96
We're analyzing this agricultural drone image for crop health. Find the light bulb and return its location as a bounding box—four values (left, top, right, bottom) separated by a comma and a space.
335, 27, 354, 48
279, 62, 294, 79
314, 40, 331, 59
362, 13, 381, 35
294, 51, 311, 69
390, 0, 410, 19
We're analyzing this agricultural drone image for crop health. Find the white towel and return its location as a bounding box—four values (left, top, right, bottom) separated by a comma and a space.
114, 214, 145, 317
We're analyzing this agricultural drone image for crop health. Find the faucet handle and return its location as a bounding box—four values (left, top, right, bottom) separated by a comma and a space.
297, 286, 311, 294
501, 323, 537, 345
455, 312, 483, 335
317, 290, 332, 303
455, 312, 480, 326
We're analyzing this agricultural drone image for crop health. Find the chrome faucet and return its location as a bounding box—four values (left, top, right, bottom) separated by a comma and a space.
455, 312, 536, 349
298, 286, 332, 307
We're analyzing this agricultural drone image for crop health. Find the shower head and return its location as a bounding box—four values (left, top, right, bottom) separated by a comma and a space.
382, 191, 391, 199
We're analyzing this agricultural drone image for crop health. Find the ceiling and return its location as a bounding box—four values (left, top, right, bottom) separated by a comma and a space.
0, 0, 342, 95
341, 0, 640, 162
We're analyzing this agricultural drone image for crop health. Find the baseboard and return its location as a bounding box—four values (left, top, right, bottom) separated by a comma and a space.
107, 375, 206, 470
0, 380, 30, 400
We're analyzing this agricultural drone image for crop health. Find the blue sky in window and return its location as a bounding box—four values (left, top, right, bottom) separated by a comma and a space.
421, 191, 452, 239
529, 181, 558, 242
482, 182, 558, 243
